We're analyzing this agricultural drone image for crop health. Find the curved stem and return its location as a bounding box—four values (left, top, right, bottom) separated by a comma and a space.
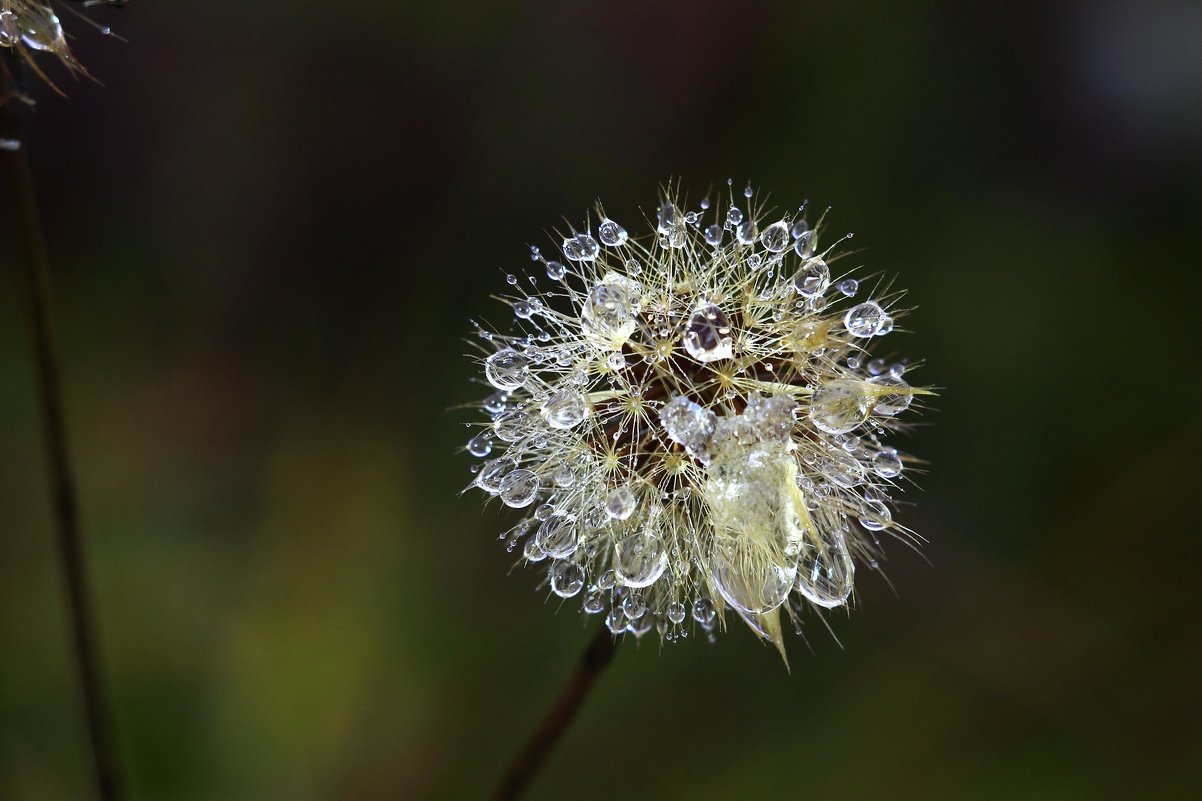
1, 99, 124, 801
490, 624, 618, 801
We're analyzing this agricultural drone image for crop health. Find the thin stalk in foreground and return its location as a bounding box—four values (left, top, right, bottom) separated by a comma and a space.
490, 624, 618, 801
1, 99, 124, 801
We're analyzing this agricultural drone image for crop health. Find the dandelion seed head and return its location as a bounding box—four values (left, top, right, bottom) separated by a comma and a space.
464, 182, 932, 657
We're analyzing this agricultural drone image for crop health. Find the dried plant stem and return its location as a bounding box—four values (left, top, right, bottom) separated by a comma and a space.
490, 624, 618, 801
1, 105, 123, 801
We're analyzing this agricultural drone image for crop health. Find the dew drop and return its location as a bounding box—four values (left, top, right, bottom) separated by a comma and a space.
484, 348, 530, 391
583, 591, 605, 614
604, 485, 636, 521
795, 526, 855, 608
809, 381, 870, 434
682, 303, 733, 362
598, 219, 628, 246
844, 301, 886, 337
660, 396, 717, 463
615, 528, 668, 589
500, 468, 540, 507
760, 221, 790, 253
869, 374, 914, 416
582, 272, 642, 349
545, 260, 566, 280
541, 388, 588, 429
791, 257, 830, 298
858, 499, 892, 532
536, 515, 578, 558
837, 278, 859, 297
563, 233, 600, 262
872, 449, 903, 479
704, 224, 723, 246
692, 598, 717, 627
667, 602, 687, 624
550, 561, 585, 598
467, 431, 493, 458
605, 607, 626, 633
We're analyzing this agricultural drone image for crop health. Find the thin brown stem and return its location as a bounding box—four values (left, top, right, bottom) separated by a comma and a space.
490, 624, 618, 801
1, 97, 124, 801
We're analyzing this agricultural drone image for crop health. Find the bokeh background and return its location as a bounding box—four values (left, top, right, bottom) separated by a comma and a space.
3, 1, 1201, 799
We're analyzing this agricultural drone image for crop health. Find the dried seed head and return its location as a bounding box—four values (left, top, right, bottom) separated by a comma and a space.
464, 182, 933, 660
0, 1, 126, 96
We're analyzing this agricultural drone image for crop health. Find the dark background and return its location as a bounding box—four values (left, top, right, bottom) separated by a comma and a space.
2, 1, 1201, 799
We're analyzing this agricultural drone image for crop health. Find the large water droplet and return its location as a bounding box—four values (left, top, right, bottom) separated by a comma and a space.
704, 224, 723, 246
604, 485, 636, 520
760, 221, 790, 253
562, 233, 600, 262
869, 374, 914, 416
809, 381, 870, 434
795, 525, 854, 608
582, 272, 642, 349
545, 260, 566, 280
858, 499, 892, 531
500, 468, 540, 507
493, 409, 528, 443
871, 449, 903, 478
791, 257, 830, 298
844, 301, 886, 337
467, 431, 493, 457
550, 561, 585, 597
536, 515, 578, 558
615, 528, 668, 589
710, 539, 795, 615
598, 218, 628, 246
485, 348, 530, 391
682, 303, 733, 362
475, 458, 513, 494
666, 602, 687, 624
540, 388, 588, 429
692, 598, 717, 628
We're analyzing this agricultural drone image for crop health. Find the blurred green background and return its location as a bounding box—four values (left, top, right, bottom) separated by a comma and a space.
2, 1, 1201, 799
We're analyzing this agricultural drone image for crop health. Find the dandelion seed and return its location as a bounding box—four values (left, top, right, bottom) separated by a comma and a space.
464, 183, 933, 659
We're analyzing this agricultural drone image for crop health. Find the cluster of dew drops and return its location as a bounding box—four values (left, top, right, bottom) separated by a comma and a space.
464, 181, 921, 645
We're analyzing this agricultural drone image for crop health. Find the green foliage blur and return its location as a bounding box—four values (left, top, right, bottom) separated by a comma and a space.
2, 2, 1200, 799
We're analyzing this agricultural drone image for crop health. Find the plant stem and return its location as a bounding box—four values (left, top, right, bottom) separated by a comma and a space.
1, 101, 123, 801
490, 624, 618, 801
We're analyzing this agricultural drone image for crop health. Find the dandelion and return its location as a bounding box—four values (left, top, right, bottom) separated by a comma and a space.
0, 1, 126, 95
466, 182, 932, 660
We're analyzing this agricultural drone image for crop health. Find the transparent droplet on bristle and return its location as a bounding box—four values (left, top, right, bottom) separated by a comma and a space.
604, 485, 636, 520
795, 526, 855, 608
615, 528, 668, 589
809, 381, 870, 434
597, 568, 617, 590
844, 301, 886, 337
493, 409, 527, 443
628, 609, 655, 637
550, 561, 584, 597
791, 257, 829, 298
562, 233, 600, 262
500, 469, 540, 508
858, 499, 892, 532
736, 220, 758, 244
683, 303, 733, 362
541, 388, 588, 429
522, 536, 546, 562
484, 348, 530, 391
666, 602, 687, 624
621, 591, 647, 619
869, 374, 914, 416
545, 260, 566, 280
536, 515, 577, 558
605, 607, 626, 634
837, 278, 859, 297
760, 221, 790, 253
606, 352, 626, 371
583, 591, 605, 614
872, 449, 903, 479
660, 396, 717, 463
475, 458, 513, 494
467, 431, 492, 458
710, 540, 796, 616
692, 597, 717, 627
727, 206, 743, 225
704, 224, 723, 246
582, 272, 642, 349
598, 218, 628, 246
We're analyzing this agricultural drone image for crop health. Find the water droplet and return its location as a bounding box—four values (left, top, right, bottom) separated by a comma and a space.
791, 219, 810, 239
605, 607, 626, 633
628, 609, 655, 637
736, 219, 758, 244
660, 396, 717, 463
598, 218, 628, 246
621, 591, 647, 619
551, 462, 575, 487
872, 449, 903, 479
583, 591, 605, 614
858, 499, 891, 531
536, 515, 578, 558
791, 257, 830, 298
726, 206, 743, 225
606, 352, 626, 371
597, 568, 617, 590
563, 233, 600, 262
604, 485, 636, 520
545, 260, 566, 280
550, 561, 585, 597
582, 272, 642, 349
683, 303, 733, 362
493, 409, 528, 443
877, 315, 894, 335
475, 458, 513, 494
467, 431, 493, 457
523, 536, 546, 562
795, 526, 854, 608
809, 381, 870, 434
541, 388, 588, 429
514, 300, 534, 319
760, 221, 790, 253
615, 528, 668, 588
869, 374, 913, 416
500, 468, 540, 507
837, 278, 859, 297
743, 184, 754, 198
485, 348, 530, 391
692, 598, 717, 628
667, 602, 687, 624
625, 258, 642, 275
704, 224, 723, 246
844, 301, 886, 337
